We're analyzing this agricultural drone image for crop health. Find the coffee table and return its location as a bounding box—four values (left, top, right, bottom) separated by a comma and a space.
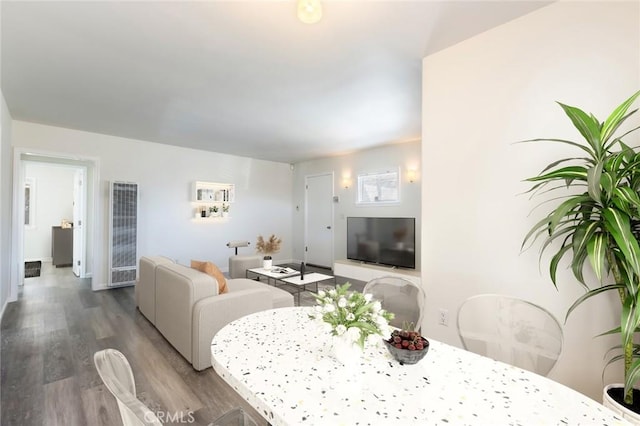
246, 267, 299, 285
279, 272, 336, 304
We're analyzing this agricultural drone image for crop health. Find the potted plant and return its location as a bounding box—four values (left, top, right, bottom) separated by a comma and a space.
222, 203, 230, 217
256, 234, 282, 270
523, 90, 640, 416
309, 283, 394, 365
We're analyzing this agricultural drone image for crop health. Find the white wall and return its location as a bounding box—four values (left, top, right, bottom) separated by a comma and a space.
1, 91, 13, 311
12, 121, 293, 289
421, 2, 640, 400
23, 162, 75, 261
293, 141, 421, 269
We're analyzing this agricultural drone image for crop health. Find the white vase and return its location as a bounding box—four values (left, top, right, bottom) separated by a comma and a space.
603, 383, 640, 424
263, 258, 272, 270
332, 335, 362, 367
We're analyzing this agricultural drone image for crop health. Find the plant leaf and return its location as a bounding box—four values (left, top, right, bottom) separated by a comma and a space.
587, 162, 603, 204
526, 166, 588, 182
549, 244, 572, 287
602, 90, 640, 143
517, 138, 596, 158
549, 195, 592, 233
603, 208, 640, 276
566, 284, 625, 321
587, 233, 607, 281
557, 102, 602, 157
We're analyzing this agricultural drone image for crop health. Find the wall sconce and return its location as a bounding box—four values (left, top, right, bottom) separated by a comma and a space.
407, 169, 418, 183
342, 178, 351, 189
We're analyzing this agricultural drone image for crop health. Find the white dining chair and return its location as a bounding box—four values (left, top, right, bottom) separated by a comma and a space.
456, 294, 563, 376
94, 349, 162, 426
94, 349, 257, 426
363, 276, 425, 330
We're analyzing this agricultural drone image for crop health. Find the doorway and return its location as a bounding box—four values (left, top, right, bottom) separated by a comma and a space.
304, 173, 334, 269
23, 162, 85, 279
11, 149, 99, 300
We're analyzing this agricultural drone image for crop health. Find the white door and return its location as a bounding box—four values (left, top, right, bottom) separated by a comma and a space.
305, 173, 334, 268
72, 168, 85, 277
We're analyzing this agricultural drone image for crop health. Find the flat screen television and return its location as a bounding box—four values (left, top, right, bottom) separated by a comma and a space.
346, 217, 416, 269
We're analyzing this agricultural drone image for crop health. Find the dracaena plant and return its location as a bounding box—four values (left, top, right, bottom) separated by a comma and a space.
523, 90, 640, 405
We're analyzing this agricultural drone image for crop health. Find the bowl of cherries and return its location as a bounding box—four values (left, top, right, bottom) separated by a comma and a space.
384, 327, 429, 365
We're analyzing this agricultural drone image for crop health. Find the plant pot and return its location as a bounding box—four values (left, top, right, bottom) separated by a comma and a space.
603, 383, 640, 424
263, 256, 272, 270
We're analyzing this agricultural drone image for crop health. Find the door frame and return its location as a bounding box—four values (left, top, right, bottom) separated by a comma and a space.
73, 167, 87, 277
304, 172, 334, 268
10, 148, 100, 301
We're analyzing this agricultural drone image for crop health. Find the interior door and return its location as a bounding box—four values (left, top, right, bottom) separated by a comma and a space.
72, 168, 85, 277
305, 173, 334, 268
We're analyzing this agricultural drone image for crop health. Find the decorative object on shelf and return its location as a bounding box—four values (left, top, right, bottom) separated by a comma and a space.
200, 207, 207, 218
222, 203, 230, 217
256, 234, 281, 270
384, 323, 429, 365
522, 90, 640, 409
309, 283, 394, 365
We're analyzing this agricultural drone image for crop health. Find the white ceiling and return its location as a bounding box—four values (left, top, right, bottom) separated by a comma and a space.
2, 1, 550, 163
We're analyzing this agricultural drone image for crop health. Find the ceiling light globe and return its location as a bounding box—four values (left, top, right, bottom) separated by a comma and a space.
297, 0, 322, 24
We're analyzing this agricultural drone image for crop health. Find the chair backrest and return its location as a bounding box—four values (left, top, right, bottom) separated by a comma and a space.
456, 294, 563, 376
94, 349, 162, 426
363, 276, 425, 329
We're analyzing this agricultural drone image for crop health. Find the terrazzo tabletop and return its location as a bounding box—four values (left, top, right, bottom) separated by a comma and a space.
211, 307, 628, 426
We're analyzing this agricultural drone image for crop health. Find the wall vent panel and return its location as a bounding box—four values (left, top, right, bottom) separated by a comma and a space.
109, 181, 138, 287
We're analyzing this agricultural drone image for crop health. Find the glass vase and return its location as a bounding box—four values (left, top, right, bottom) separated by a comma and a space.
332, 335, 362, 367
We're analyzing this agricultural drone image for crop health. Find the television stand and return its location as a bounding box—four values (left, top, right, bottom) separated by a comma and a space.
333, 259, 421, 286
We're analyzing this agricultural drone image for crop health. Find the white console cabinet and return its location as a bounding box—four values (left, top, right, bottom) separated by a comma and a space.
333, 259, 421, 286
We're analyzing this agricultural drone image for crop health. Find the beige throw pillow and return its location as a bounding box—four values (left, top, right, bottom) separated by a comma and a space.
190, 260, 228, 294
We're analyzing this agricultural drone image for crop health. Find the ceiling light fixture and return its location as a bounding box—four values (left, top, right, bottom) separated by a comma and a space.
297, 0, 322, 24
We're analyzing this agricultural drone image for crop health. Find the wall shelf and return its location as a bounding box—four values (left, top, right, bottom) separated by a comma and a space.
192, 181, 234, 220
193, 181, 235, 203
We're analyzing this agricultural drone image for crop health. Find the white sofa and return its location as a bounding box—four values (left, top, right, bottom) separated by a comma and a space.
136, 256, 294, 370
228, 254, 262, 278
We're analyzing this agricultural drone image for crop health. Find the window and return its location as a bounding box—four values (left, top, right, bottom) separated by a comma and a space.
25, 178, 35, 228
356, 169, 400, 204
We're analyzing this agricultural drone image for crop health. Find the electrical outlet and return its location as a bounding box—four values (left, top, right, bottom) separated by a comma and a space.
438, 309, 449, 326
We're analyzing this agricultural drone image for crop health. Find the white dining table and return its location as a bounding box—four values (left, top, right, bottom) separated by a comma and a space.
211, 307, 629, 426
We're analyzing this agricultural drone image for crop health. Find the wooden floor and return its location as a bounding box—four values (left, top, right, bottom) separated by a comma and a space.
1, 262, 363, 426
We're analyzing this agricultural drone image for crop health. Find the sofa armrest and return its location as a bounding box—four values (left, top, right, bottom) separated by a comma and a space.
191, 288, 273, 371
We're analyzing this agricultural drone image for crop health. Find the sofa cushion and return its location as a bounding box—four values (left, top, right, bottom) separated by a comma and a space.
228, 255, 262, 279
136, 255, 176, 324
228, 278, 294, 309
190, 260, 228, 294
